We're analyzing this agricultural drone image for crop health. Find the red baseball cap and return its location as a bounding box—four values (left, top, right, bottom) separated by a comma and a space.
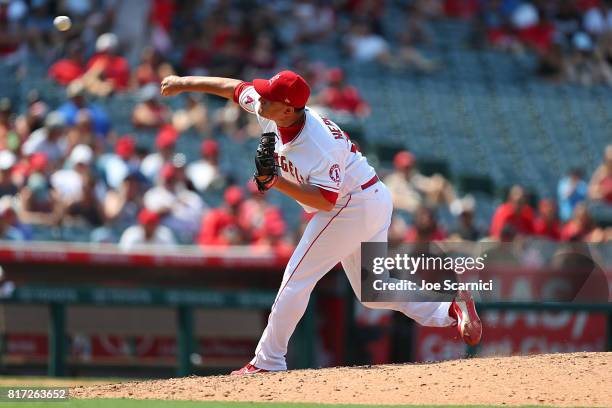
393, 151, 416, 170
138, 208, 160, 226
115, 136, 135, 159
160, 163, 177, 180
201, 139, 219, 158
253, 70, 310, 109
156, 125, 178, 150
224, 185, 244, 206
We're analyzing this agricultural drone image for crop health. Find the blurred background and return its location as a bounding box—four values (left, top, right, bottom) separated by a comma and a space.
0, 0, 610, 379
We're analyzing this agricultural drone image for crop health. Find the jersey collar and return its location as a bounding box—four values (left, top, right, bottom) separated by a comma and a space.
277, 113, 306, 145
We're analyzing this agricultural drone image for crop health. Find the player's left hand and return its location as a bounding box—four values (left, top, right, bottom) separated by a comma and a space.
254, 132, 278, 192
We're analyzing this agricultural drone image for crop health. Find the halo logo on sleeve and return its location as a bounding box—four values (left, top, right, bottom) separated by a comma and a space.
329, 164, 341, 184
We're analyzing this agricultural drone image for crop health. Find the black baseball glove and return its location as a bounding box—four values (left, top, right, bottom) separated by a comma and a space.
253, 132, 279, 192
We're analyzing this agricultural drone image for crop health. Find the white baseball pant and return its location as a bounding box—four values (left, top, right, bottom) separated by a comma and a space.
250, 181, 454, 371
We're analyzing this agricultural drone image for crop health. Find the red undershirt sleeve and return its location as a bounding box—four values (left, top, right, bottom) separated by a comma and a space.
318, 187, 339, 206
233, 81, 253, 103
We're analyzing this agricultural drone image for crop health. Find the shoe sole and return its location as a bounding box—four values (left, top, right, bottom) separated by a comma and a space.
456, 291, 482, 346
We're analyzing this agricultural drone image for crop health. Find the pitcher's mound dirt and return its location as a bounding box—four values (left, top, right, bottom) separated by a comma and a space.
72, 352, 611, 406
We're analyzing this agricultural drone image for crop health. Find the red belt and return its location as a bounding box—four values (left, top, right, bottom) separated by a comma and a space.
361, 175, 379, 190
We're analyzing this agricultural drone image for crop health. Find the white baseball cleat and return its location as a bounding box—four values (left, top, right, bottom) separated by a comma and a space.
449, 290, 482, 346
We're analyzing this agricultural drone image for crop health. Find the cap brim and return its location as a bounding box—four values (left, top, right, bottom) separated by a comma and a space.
253, 79, 277, 102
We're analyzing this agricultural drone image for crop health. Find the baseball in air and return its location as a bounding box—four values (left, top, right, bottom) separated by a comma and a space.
53, 16, 72, 32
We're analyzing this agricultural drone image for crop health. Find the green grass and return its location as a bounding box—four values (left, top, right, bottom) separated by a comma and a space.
3, 401, 563, 408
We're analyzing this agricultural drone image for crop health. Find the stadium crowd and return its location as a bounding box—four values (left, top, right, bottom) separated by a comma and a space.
0, 0, 611, 250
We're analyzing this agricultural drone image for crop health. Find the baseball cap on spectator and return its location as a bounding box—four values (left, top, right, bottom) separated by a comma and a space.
253, 70, 310, 109
511, 3, 538, 29
201, 139, 219, 158
327, 68, 344, 84
96, 33, 119, 53
265, 219, 286, 238
160, 163, 177, 181
69, 144, 93, 166
224, 186, 244, 207
573, 32, 593, 51
156, 125, 178, 150
138, 208, 160, 226
0, 151, 16, 171
45, 111, 66, 130
393, 151, 416, 170
115, 136, 136, 160
29, 152, 48, 173
450, 195, 476, 216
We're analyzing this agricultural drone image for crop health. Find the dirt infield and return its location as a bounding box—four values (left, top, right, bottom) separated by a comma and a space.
72, 352, 611, 406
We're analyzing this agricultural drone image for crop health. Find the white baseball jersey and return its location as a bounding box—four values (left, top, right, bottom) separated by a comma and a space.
233, 81, 454, 372
236, 83, 376, 212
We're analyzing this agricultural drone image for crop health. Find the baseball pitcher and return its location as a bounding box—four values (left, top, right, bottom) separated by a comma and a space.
160, 70, 482, 374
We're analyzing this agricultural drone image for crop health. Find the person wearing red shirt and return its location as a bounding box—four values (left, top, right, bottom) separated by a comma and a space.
85, 33, 130, 93
533, 199, 561, 240
197, 186, 249, 247
490, 185, 535, 239
404, 206, 447, 243
318, 68, 370, 117
48, 42, 85, 86
560, 202, 599, 241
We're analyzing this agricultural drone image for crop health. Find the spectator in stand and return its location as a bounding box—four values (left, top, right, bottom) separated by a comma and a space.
316, 68, 370, 117
384, 151, 456, 214
449, 195, 483, 241
197, 185, 249, 246
404, 206, 447, 242
140, 125, 178, 182
0, 98, 15, 149
50, 144, 94, 208
101, 135, 141, 190
17, 170, 63, 226
185, 139, 227, 194
583, 0, 612, 36
48, 42, 85, 86
0, 0, 25, 65
21, 111, 67, 167
239, 181, 286, 243
388, 215, 409, 249
14, 91, 49, 143
533, 199, 561, 240
0, 150, 17, 197
251, 218, 294, 258
490, 185, 535, 239
132, 83, 171, 129
83, 33, 130, 97
102, 170, 145, 231
119, 208, 176, 251
588, 144, 612, 204
344, 20, 395, 66
131, 46, 175, 90
181, 28, 213, 75
244, 33, 277, 78
558, 167, 588, 221
291, 0, 335, 43
172, 93, 209, 135
0, 195, 26, 241
560, 202, 602, 241
143, 162, 205, 242
57, 80, 111, 139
